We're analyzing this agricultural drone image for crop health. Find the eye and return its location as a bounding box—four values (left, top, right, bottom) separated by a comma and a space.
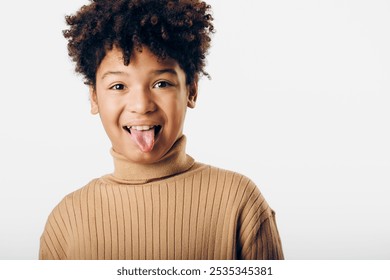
153, 81, 173, 89
110, 83, 125, 90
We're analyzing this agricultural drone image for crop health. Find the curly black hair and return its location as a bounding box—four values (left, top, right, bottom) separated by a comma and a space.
63, 0, 214, 86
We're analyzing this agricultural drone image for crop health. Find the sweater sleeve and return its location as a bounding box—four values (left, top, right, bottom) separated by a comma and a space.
240, 210, 284, 260
39, 198, 70, 260
236, 179, 284, 260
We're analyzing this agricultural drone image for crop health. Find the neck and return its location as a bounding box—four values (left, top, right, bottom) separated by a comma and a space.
109, 135, 194, 184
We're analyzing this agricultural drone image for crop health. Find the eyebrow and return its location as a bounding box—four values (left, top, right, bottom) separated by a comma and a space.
101, 71, 128, 80
100, 68, 178, 80
151, 68, 178, 76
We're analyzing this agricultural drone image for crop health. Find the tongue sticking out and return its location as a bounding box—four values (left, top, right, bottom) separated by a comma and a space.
130, 128, 155, 152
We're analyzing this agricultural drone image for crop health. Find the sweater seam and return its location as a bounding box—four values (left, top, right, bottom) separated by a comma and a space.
240, 211, 274, 258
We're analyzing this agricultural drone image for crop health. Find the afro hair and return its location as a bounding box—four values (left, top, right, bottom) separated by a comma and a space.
63, 0, 214, 86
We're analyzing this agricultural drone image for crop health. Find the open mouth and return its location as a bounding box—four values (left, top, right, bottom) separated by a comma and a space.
123, 125, 162, 137
122, 125, 162, 152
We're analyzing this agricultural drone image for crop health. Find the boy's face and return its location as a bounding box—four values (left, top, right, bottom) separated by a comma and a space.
90, 46, 197, 164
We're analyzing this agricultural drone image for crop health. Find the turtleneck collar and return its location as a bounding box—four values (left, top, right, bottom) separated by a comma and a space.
107, 135, 195, 184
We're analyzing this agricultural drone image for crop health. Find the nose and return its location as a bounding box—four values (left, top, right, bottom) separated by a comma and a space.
126, 86, 157, 114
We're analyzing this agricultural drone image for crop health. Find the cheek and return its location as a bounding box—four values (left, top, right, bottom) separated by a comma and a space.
164, 98, 187, 130
97, 97, 123, 131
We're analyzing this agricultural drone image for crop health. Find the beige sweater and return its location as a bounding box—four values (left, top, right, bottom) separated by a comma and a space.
39, 136, 284, 260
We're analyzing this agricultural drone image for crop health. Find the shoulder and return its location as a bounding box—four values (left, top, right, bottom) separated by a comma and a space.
201, 163, 263, 193
47, 178, 100, 218
40, 179, 99, 259
198, 163, 272, 217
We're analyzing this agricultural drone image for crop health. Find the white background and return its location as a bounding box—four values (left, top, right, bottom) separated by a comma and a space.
0, 0, 389, 259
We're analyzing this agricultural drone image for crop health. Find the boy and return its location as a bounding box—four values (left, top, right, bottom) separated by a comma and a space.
40, 0, 284, 260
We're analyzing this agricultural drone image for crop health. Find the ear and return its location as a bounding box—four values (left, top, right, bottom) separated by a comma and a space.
187, 79, 198, 109
89, 85, 99, 115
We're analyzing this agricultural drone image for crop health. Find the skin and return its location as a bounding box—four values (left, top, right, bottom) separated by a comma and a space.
89, 46, 197, 164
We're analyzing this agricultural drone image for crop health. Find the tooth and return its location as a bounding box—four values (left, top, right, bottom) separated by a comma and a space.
127, 125, 155, 131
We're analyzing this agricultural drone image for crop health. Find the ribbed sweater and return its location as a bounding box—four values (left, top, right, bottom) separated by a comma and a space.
39, 136, 284, 260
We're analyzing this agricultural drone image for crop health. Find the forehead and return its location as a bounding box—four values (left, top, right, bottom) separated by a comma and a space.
97, 46, 179, 73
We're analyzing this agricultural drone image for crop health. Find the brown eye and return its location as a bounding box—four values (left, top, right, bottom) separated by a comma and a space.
110, 84, 125, 90
153, 81, 172, 88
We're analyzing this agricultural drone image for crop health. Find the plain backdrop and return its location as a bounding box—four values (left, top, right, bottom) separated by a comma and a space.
0, 0, 389, 259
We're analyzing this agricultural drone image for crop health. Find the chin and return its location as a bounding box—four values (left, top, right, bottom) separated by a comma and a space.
123, 148, 164, 164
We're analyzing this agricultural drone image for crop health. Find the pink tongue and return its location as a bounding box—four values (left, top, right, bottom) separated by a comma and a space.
130, 128, 155, 152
